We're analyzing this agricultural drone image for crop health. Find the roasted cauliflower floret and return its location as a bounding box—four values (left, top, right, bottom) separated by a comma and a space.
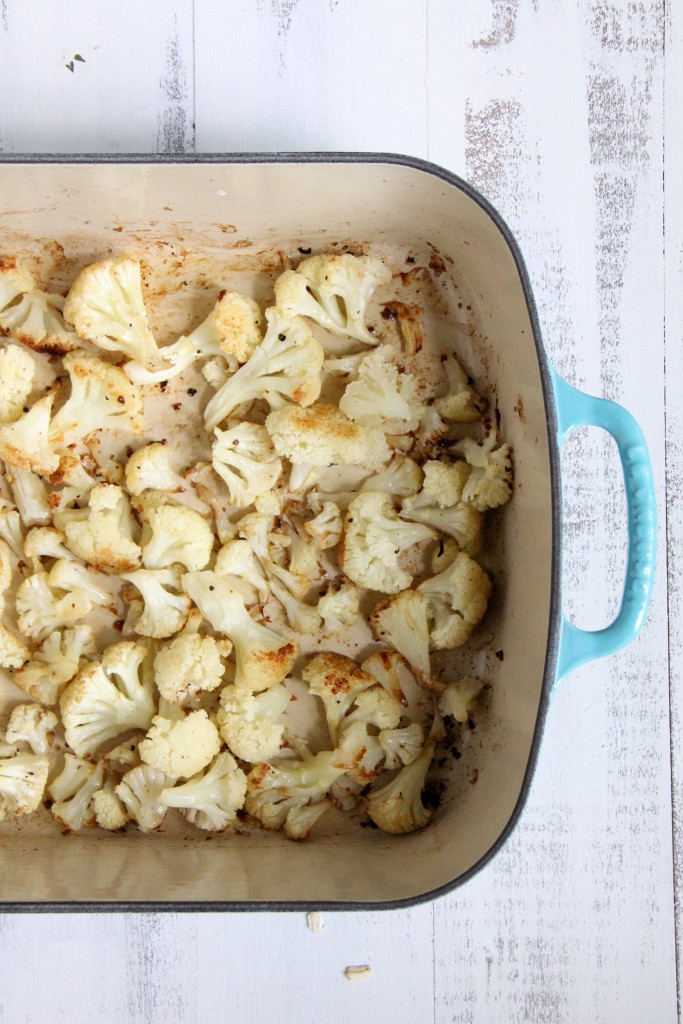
58, 483, 141, 574
417, 551, 493, 649
365, 742, 435, 834
15, 571, 94, 641
139, 709, 221, 779
0, 751, 49, 819
141, 504, 214, 572
153, 633, 230, 705
121, 567, 191, 639
0, 391, 59, 476
0, 622, 30, 669
183, 571, 298, 691
302, 652, 400, 746
13, 626, 96, 705
124, 442, 188, 496
434, 353, 487, 422
63, 256, 161, 369
452, 430, 513, 511
5, 703, 58, 754
92, 774, 131, 830
340, 491, 435, 594
317, 583, 361, 635
0, 259, 78, 354
115, 763, 173, 832
0, 344, 35, 424
203, 308, 324, 432
211, 422, 282, 506
59, 640, 155, 756
266, 402, 391, 472
400, 460, 484, 555
438, 677, 486, 723
274, 254, 391, 344
48, 350, 143, 450
160, 751, 247, 832
217, 683, 291, 763
6, 467, 51, 528
338, 344, 425, 430
370, 591, 432, 685
49, 754, 104, 831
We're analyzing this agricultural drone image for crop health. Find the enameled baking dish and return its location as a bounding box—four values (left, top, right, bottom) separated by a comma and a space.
0, 154, 656, 910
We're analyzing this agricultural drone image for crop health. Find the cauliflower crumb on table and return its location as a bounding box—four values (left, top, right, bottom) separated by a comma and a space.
0, 250, 512, 840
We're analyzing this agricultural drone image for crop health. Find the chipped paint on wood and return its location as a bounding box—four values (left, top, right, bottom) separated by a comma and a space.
157, 16, 194, 154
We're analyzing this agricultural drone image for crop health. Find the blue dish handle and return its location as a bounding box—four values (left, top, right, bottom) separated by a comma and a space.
551, 369, 656, 685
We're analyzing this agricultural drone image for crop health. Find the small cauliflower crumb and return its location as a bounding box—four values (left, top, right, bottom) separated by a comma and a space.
306, 911, 324, 933
344, 965, 373, 981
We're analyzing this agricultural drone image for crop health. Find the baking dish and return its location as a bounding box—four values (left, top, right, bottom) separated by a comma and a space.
0, 153, 656, 910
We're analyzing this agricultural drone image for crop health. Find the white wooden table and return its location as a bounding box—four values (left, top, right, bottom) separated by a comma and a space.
0, 2, 678, 1021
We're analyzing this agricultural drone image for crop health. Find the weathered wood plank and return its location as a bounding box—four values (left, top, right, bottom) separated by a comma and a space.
0, 0, 194, 154
428, 1, 673, 1021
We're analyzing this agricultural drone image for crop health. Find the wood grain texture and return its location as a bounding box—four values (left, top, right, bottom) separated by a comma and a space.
0, 0, 676, 1022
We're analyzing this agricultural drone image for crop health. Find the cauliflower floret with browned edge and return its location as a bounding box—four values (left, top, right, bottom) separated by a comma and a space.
0, 344, 35, 424
182, 571, 298, 691
0, 751, 49, 819
124, 442, 188, 496
13, 626, 96, 705
5, 703, 58, 754
211, 422, 283, 507
160, 751, 247, 832
48, 351, 143, 450
362, 649, 435, 729
15, 571, 94, 642
452, 430, 513, 511
365, 741, 435, 834
0, 391, 59, 477
274, 254, 391, 345
338, 344, 425, 431
0, 622, 30, 669
217, 682, 292, 763
370, 591, 432, 685
417, 551, 492, 649
266, 402, 391, 473
63, 256, 162, 369
340, 491, 436, 594
141, 504, 214, 572
139, 709, 221, 779
302, 652, 393, 746
304, 501, 343, 550
6, 466, 51, 528
49, 754, 104, 831
0, 259, 78, 354
115, 763, 174, 832
23, 526, 73, 573
203, 308, 324, 432
153, 633, 231, 705
378, 722, 425, 770
56, 483, 141, 575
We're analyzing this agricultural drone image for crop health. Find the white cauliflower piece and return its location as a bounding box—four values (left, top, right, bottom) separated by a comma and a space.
370, 591, 432, 685
0, 751, 49, 818
0, 259, 78, 354
203, 308, 324, 432
438, 677, 486, 723
141, 504, 214, 572
214, 538, 270, 603
340, 491, 435, 594
6, 466, 51, 527
49, 755, 104, 831
304, 502, 343, 550
48, 558, 119, 610
124, 442, 187, 496
400, 461, 484, 555
139, 709, 220, 779
57, 483, 141, 574
153, 633, 230, 705
212, 422, 282, 506
418, 552, 493, 649
434, 354, 487, 422
0, 391, 59, 476
182, 571, 298, 692
0, 538, 12, 595
266, 402, 391, 471
378, 722, 425, 770
268, 576, 322, 634
362, 649, 434, 729
302, 652, 391, 746
317, 583, 361, 635
48, 350, 143, 450
59, 640, 155, 756
121, 568, 191, 639
24, 526, 73, 572
15, 571, 93, 641
0, 623, 30, 669
63, 256, 161, 369
274, 254, 391, 344
402, 459, 470, 509
115, 763, 173, 832
160, 750, 247, 831
13, 626, 96, 705
5, 703, 58, 754
338, 344, 425, 430
125, 289, 263, 384
92, 774, 131, 830
0, 507, 25, 557
217, 683, 291, 763
452, 431, 513, 511
46, 459, 96, 515
365, 742, 435, 834
360, 454, 423, 497
0, 344, 35, 424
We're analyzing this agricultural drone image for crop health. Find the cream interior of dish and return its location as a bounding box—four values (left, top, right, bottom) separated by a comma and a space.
0, 162, 553, 904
